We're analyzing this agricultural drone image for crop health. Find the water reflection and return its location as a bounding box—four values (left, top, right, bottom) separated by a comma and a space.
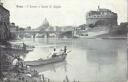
30, 61, 67, 73
5, 38, 127, 82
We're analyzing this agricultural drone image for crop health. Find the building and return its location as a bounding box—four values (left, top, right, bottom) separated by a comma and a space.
10, 23, 19, 32
25, 26, 31, 31
86, 6, 117, 27
37, 18, 50, 31
0, 2, 10, 41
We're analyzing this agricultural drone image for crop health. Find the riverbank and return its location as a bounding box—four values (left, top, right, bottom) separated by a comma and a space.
0, 41, 43, 82
95, 32, 127, 39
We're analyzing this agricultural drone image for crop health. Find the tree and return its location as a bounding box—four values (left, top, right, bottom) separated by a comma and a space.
116, 22, 128, 34
89, 24, 95, 28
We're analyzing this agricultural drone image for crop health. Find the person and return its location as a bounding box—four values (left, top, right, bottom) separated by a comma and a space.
22, 42, 26, 50
64, 46, 67, 53
12, 57, 18, 66
12, 57, 19, 73
52, 48, 58, 58
12, 56, 24, 73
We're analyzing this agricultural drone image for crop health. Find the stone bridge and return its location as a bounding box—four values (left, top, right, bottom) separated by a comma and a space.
12, 30, 74, 38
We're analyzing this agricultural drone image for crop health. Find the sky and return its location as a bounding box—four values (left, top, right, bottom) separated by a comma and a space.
2, 0, 128, 28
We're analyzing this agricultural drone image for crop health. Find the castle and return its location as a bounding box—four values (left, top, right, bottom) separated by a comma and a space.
86, 6, 118, 27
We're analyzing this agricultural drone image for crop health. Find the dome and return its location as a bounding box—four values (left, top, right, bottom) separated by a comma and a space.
43, 18, 49, 27
37, 18, 50, 30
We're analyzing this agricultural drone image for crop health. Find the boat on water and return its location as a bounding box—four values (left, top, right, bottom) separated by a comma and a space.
25, 46, 69, 66
25, 53, 67, 66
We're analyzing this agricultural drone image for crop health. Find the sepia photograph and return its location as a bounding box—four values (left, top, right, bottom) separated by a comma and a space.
0, 0, 127, 82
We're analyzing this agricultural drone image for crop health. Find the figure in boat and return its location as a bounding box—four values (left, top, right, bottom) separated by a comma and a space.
52, 46, 67, 58
64, 46, 67, 53
24, 46, 69, 66
52, 48, 58, 58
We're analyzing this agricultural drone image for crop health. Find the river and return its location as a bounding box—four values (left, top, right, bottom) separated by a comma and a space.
15, 38, 128, 82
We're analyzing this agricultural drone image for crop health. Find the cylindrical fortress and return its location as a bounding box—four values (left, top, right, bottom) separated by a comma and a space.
86, 7, 118, 26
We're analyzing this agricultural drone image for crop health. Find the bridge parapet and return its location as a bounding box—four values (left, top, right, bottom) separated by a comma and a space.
11, 29, 74, 39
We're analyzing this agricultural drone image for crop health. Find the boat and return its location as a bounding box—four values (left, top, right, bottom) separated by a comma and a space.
25, 53, 67, 66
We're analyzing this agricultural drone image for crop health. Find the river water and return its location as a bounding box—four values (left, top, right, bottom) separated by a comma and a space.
21, 38, 127, 82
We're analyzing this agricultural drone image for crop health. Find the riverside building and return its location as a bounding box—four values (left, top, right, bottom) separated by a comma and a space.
86, 6, 118, 27
0, 2, 11, 41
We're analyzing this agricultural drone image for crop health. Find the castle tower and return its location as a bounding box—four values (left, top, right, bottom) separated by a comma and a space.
86, 7, 117, 26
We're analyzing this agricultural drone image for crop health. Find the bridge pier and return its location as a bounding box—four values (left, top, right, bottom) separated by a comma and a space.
46, 32, 49, 38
